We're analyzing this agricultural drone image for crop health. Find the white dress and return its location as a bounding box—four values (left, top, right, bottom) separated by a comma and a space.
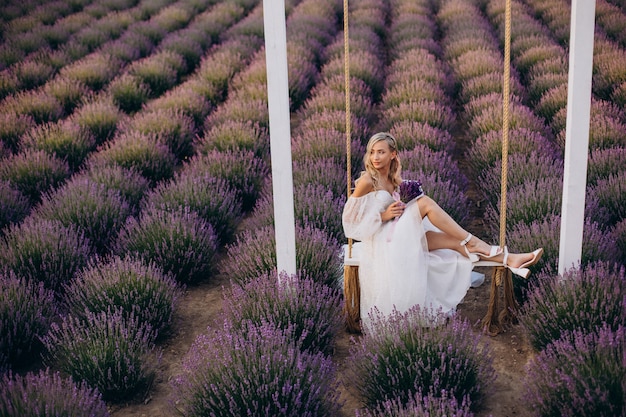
342, 190, 472, 331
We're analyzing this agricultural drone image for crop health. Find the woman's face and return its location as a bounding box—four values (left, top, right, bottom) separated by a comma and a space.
369, 139, 396, 171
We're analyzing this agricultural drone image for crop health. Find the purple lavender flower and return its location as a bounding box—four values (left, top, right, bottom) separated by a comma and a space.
171, 319, 342, 417
0, 270, 56, 369
399, 179, 424, 203
520, 262, 626, 352
222, 271, 344, 355
0, 369, 109, 416
347, 305, 495, 410
42, 308, 159, 402
525, 325, 625, 417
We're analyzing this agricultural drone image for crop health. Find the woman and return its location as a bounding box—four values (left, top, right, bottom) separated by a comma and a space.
342, 132, 543, 330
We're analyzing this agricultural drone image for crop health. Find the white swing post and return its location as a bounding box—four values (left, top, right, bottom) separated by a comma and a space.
263, 0, 297, 281
558, 0, 596, 275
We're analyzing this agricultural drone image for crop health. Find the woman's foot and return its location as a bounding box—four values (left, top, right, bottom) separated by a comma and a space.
504, 250, 539, 269
460, 233, 502, 261
503, 247, 544, 278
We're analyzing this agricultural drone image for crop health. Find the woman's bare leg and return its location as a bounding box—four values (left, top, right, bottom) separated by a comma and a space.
418, 197, 537, 268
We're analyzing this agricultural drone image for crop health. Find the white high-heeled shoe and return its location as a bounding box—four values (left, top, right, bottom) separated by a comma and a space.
503, 246, 544, 278
460, 233, 502, 263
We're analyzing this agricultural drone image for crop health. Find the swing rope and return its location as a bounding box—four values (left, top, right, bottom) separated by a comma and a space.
482, 0, 518, 336
342, 0, 361, 333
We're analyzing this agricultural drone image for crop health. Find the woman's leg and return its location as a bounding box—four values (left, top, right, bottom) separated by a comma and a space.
418, 196, 538, 268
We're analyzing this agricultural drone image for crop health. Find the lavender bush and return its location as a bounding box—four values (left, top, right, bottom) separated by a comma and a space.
1, 90, 63, 123
0, 181, 30, 232
114, 207, 218, 284
536, 84, 568, 127
70, 97, 123, 144
0, 112, 34, 152
222, 272, 344, 355
508, 215, 620, 298
520, 262, 626, 352
383, 80, 447, 109
64, 255, 182, 337
42, 309, 159, 402
245, 183, 345, 241
43, 75, 90, 114
144, 84, 211, 129
484, 176, 564, 236
389, 120, 455, 153
528, 71, 568, 104
513, 44, 564, 77
0, 217, 92, 291
87, 131, 177, 183
297, 88, 374, 123
21, 120, 96, 171
0, 149, 70, 203
382, 100, 455, 131
0, 270, 56, 369
34, 178, 131, 253
119, 108, 197, 160
107, 73, 151, 113
222, 225, 342, 289
479, 153, 563, 207
127, 52, 181, 96
59, 53, 121, 91
588, 146, 626, 186
466, 128, 559, 177
452, 49, 502, 86
143, 173, 242, 244
460, 71, 525, 104
171, 320, 342, 417
591, 171, 626, 226
356, 390, 473, 417
291, 127, 365, 169
295, 108, 370, 145
524, 325, 625, 417
614, 219, 626, 265
81, 164, 150, 210
400, 144, 468, 188
0, 369, 109, 417
467, 102, 549, 139
0, 70, 19, 98
612, 80, 626, 108
292, 157, 347, 199
14, 60, 54, 89
198, 120, 268, 157
204, 97, 269, 131
185, 150, 268, 212
347, 306, 495, 410
158, 32, 204, 70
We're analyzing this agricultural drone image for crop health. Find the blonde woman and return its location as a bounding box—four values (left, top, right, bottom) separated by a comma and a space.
342, 132, 543, 330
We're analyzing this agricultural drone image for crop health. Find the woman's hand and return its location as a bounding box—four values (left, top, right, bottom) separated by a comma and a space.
381, 201, 406, 222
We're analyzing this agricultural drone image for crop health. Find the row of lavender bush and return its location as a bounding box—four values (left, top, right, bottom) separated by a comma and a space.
170, 0, 353, 414
437, 0, 625, 415
1, 0, 267, 411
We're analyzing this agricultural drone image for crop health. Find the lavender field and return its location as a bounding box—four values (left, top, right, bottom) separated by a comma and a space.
0, 0, 625, 415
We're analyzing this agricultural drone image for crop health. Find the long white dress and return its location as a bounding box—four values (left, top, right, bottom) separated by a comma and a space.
342, 190, 472, 331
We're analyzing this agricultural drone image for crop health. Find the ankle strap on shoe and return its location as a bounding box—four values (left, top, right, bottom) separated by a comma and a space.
460, 233, 472, 246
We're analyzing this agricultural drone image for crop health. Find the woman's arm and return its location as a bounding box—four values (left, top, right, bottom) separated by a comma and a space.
351, 173, 374, 197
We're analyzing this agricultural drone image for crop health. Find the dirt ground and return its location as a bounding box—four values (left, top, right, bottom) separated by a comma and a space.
108, 264, 534, 417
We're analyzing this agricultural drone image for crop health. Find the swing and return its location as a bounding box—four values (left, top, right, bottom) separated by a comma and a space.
342, 0, 519, 336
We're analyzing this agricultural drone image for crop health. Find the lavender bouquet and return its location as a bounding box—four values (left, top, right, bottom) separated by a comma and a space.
399, 179, 424, 203
387, 179, 424, 243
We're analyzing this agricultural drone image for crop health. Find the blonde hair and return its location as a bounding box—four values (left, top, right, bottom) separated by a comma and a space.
362, 132, 402, 190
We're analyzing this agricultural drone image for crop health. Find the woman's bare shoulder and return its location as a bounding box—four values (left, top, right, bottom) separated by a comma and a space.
352, 173, 374, 197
